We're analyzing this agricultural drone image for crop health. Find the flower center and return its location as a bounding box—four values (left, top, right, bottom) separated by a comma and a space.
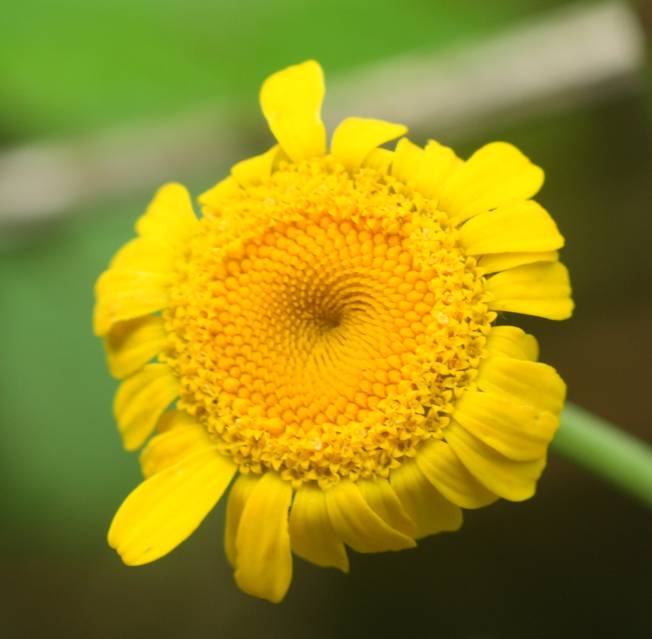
163, 158, 492, 486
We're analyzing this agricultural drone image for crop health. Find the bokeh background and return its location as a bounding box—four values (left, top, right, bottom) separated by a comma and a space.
1, 0, 651, 637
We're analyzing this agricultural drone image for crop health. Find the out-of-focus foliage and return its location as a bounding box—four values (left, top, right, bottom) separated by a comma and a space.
2, 0, 572, 140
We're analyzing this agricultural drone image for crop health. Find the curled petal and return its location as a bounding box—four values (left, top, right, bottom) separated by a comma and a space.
390, 461, 462, 538
325, 480, 415, 553
93, 269, 170, 336
260, 60, 326, 162
104, 316, 167, 379
363, 148, 393, 173
415, 139, 463, 200
231, 146, 280, 187
140, 416, 215, 478
416, 440, 497, 509
113, 364, 179, 451
455, 390, 558, 461
331, 117, 406, 171
224, 474, 258, 567
478, 250, 558, 274
135, 183, 198, 247
289, 485, 349, 572
357, 477, 417, 538
391, 138, 424, 184
446, 423, 546, 502
234, 473, 293, 603
485, 325, 539, 361
438, 142, 544, 221
478, 355, 566, 414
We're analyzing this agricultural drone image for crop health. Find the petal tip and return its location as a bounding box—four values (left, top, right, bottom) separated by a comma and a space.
260, 60, 327, 162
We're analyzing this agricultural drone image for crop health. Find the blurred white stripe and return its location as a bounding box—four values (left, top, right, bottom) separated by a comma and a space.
326, 0, 646, 135
0, 0, 646, 228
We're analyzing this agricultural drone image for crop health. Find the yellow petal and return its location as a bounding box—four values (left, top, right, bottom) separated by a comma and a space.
325, 480, 415, 553
455, 390, 559, 461
104, 316, 167, 379
416, 440, 497, 509
389, 461, 462, 538
357, 477, 417, 538
224, 474, 258, 567
486, 261, 574, 320
135, 183, 198, 248
485, 325, 539, 361
446, 422, 546, 502
155, 407, 196, 434
198, 176, 242, 214
231, 146, 280, 187
415, 139, 463, 200
260, 60, 326, 162
478, 356, 566, 414
363, 148, 394, 173
459, 201, 564, 255
234, 472, 293, 603
139, 416, 215, 478
113, 364, 179, 451
391, 138, 424, 184
110, 237, 175, 273
478, 250, 558, 274
108, 448, 236, 565
331, 117, 407, 172
438, 142, 544, 222
93, 269, 171, 336
289, 485, 349, 572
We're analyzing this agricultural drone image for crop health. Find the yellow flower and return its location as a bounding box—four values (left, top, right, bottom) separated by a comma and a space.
95, 60, 573, 603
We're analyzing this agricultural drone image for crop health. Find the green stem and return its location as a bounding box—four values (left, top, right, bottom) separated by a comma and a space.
553, 403, 652, 508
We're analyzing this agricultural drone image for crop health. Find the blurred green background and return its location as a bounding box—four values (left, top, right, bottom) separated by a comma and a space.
1, 0, 651, 637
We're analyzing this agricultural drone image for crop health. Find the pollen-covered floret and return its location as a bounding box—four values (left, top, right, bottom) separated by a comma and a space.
163, 158, 493, 486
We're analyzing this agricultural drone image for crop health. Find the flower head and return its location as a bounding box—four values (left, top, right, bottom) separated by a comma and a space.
95, 60, 573, 602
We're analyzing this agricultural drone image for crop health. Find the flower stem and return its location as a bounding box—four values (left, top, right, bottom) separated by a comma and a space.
553, 403, 652, 508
